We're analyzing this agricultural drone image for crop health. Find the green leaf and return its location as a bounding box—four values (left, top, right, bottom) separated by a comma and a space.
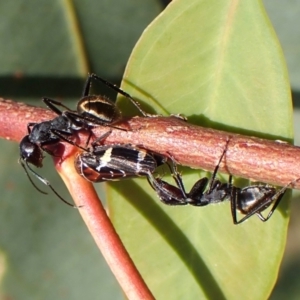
0, 0, 162, 299
109, 0, 293, 299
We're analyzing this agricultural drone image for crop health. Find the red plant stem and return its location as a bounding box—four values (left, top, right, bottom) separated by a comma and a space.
1, 98, 300, 189
58, 151, 154, 300
91, 116, 300, 189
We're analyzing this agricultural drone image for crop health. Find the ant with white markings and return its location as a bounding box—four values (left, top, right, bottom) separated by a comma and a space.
19, 74, 153, 206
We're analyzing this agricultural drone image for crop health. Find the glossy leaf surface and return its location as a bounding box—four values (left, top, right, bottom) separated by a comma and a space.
109, 1, 293, 299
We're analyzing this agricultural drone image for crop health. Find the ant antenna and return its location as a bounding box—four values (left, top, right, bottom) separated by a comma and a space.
20, 158, 80, 208
19, 158, 48, 195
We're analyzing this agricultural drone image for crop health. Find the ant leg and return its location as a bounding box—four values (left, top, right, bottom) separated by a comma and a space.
147, 172, 187, 206
207, 139, 230, 193
90, 73, 150, 117
256, 189, 287, 222
165, 157, 188, 198
234, 179, 297, 224
51, 129, 88, 152
84, 131, 93, 148
256, 179, 298, 222
229, 176, 242, 224
64, 110, 127, 132
230, 180, 270, 224
166, 156, 209, 206
82, 74, 93, 97
231, 188, 249, 225
232, 188, 280, 224
27, 122, 37, 134
263, 179, 300, 221
91, 130, 113, 147
43, 98, 73, 116
233, 200, 272, 224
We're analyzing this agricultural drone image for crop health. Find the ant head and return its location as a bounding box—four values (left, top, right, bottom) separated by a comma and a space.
19, 135, 44, 168
19, 135, 79, 207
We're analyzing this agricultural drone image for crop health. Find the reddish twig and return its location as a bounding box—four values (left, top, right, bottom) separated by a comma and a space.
57, 149, 154, 300
91, 116, 300, 189
1, 98, 300, 189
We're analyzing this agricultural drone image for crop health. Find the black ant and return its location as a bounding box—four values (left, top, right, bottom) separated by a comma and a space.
148, 144, 296, 224
147, 144, 230, 207
19, 74, 151, 206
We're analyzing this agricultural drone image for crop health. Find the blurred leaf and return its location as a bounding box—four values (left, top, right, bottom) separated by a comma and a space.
73, 0, 163, 78
0, 0, 162, 299
0, 0, 86, 76
264, 0, 300, 90
0, 141, 120, 299
109, 0, 293, 299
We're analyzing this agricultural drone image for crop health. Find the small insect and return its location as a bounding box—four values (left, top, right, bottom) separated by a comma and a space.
19, 73, 151, 206
148, 146, 295, 224
21, 72, 151, 161
74, 131, 167, 182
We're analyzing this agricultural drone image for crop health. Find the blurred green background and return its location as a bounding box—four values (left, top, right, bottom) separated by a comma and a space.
0, 0, 299, 299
